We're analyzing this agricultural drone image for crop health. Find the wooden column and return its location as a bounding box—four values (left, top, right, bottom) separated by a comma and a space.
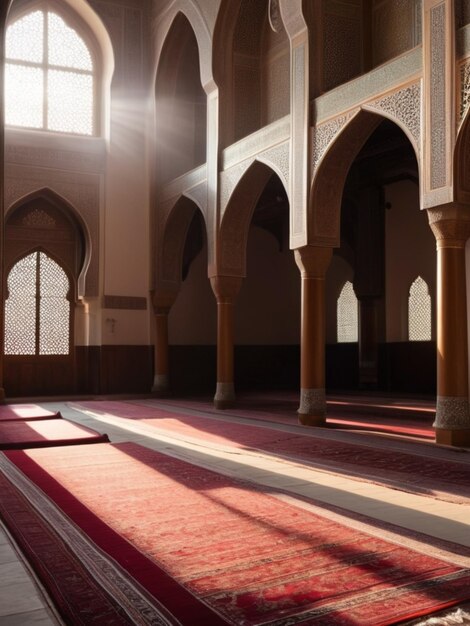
295, 246, 332, 426
210, 275, 242, 409
0, 6, 8, 403
151, 291, 177, 396
428, 209, 470, 446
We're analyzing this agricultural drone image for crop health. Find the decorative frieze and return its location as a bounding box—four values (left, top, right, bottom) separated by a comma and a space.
103, 296, 147, 310
366, 82, 421, 153
459, 60, 470, 124
430, 2, 447, 190
312, 113, 354, 172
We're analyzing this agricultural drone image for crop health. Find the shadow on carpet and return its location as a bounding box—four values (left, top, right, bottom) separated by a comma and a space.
1, 442, 470, 625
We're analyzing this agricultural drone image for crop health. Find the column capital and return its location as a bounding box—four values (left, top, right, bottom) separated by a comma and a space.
427, 204, 470, 247
294, 246, 333, 278
151, 289, 178, 315
210, 275, 243, 304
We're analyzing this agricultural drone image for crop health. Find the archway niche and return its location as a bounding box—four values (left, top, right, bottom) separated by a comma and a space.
155, 13, 207, 184
161, 198, 215, 394
215, 0, 290, 147
317, 115, 434, 394
236, 171, 299, 392
4, 189, 88, 396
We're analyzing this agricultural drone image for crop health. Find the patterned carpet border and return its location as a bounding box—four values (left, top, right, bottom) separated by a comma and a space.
4, 443, 470, 625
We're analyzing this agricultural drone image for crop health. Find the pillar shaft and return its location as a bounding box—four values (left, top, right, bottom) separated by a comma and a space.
210, 276, 242, 409
151, 290, 177, 396
0, 8, 8, 403
429, 209, 470, 446
295, 246, 332, 426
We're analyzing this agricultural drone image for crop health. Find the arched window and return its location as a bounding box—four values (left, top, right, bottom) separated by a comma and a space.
5, 252, 71, 356
337, 281, 358, 343
408, 276, 432, 341
5, 6, 95, 135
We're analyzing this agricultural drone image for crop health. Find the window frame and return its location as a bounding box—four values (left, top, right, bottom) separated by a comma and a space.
5, 249, 73, 357
5, 0, 101, 137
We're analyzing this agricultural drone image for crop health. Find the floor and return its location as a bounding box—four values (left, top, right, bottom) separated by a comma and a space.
1, 393, 470, 625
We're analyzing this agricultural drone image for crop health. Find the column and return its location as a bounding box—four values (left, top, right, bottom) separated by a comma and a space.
428, 209, 470, 446
210, 275, 242, 409
151, 291, 177, 396
0, 6, 8, 403
295, 246, 332, 426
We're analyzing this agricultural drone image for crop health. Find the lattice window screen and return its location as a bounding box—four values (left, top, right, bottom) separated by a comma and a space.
5, 252, 70, 356
337, 281, 358, 343
408, 276, 432, 341
5, 253, 37, 355
5, 8, 94, 135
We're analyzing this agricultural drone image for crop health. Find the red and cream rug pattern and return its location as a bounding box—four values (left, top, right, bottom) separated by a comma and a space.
2, 442, 470, 625
71, 400, 470, 504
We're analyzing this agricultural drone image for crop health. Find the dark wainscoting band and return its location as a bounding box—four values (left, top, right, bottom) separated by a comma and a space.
103, 295, 148, 310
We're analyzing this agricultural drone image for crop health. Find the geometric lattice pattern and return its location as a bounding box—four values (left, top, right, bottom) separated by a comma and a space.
5, 252, 70, 356
408, 276, 432, 341
5, 8, 94, 135
5, 254, 37, 355
337, 281, 358, 343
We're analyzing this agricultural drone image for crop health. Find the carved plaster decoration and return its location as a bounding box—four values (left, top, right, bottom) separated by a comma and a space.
258, 141, 290, 195
459, 60, 470, 125
22, 209, 56, 229
434, 396, 470, 429
312, 112, 355, 173
219, 161, 253, 218
430, 2, 446, 190
6, 144, 106, 174
6, 166, 100, 297
365, 82, 421, 155
291, 43, 307, 239
185, 181, 208, 218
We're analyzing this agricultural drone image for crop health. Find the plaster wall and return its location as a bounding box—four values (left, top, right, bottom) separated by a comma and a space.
385, 179, 435, 342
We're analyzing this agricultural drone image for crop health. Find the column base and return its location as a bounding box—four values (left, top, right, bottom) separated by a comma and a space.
151, 374, 169, 397
214, 382, 235, 410
298, 413, 327, 427
435, 428, 470, 447
297, 388, 327, 427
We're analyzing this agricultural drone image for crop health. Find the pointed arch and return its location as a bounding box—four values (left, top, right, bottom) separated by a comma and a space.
214, 0, 290, 146
6, 187, 91, 299
155, 12, 207, 183
454, 105, 470, 205
159, 195, 207, 290
337, 281, 358, 343
408, 276, 432, 341
218, 160, 282, 276
153, 2, 213, 92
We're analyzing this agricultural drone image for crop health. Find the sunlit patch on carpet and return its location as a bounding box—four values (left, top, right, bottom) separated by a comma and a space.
2, 442, 470, 625
71, 400, 470, 505
0, 419, 109, 449
0, 403, 61, 421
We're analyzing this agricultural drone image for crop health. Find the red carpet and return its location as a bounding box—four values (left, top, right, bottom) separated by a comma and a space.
72, 401, 470, 504
156, 394, 435, 439
2, 442, 470, 625
0, 403, 61, 421
0, 419, 109, 449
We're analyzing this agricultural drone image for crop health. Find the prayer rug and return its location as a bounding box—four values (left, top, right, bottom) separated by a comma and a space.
0, 419, 109, 449
71, 401, 470, 505
2, 442, 470, 625
0, 403, 61, 421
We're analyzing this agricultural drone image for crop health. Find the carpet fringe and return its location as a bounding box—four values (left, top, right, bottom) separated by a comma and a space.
415, 608, 470, 625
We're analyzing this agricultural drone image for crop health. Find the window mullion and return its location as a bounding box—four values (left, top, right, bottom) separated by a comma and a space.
43, 9, 48, 131
35, 252, 41, 356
